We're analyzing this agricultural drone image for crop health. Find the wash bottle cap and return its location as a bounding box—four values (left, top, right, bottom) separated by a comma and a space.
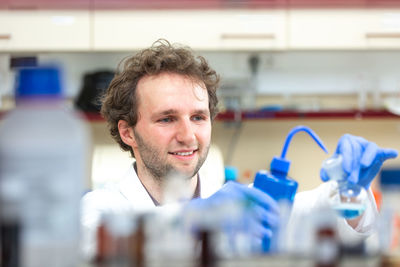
16, 66, 62, 98
270, 125, 328, 177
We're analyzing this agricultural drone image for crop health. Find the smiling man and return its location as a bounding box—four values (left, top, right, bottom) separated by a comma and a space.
94, 40, 221, 209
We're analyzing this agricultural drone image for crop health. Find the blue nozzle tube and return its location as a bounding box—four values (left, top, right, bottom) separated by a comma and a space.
269, 125, 328, 176
280, 125, 328, 159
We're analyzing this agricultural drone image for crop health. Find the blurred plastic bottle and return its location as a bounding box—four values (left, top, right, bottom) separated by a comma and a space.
0, 66, 90, 267
322, 155, 368, 220
313, 209, 340, 267
378, 169, 400, 262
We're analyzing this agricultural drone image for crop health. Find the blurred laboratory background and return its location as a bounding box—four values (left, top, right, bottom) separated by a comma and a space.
1, 0, 400, 193
4, 1, 400, 267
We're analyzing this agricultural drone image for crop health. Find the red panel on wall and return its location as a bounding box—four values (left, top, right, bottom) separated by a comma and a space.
0, 0, 90, 9
365, 0, 400, 8
93, 0, 221, 10
288, 0, 366, 8
0, 0, 400, 10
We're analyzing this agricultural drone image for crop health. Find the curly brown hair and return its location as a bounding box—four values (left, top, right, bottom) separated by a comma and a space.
100, 39, 220, 157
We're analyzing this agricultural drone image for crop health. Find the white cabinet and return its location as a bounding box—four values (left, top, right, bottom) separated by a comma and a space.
363, 9, 400, 49
289, 9, 400, 50
0, 10, 91, 52
4, 8, 400, 52
93, 10, 287, 51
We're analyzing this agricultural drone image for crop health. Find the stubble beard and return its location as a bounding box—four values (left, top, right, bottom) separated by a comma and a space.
133, 130, 209, 182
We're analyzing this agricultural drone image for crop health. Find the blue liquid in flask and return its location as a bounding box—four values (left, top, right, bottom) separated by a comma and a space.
332, 203, 366, 219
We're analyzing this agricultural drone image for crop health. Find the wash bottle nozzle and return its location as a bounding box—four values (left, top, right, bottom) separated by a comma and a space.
270, 125, 328, 178
254, 125, 328, 203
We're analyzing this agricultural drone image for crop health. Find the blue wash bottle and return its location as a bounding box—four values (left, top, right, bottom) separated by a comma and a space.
253, 125, 328, 252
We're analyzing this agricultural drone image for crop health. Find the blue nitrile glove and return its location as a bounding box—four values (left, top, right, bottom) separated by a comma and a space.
185, 181, 280, 249
320, 134, 398, 189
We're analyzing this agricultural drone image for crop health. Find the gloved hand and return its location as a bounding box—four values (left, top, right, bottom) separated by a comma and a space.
184, 181, 280, 250
320, 134, 398, 188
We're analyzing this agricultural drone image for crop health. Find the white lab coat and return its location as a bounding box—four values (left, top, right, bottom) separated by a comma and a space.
81, 163, 222, 258
81, 164, 378, 259
287, 181, 378, 254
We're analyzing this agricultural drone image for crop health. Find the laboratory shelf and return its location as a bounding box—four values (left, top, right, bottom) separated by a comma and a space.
80, 111, 105, 122
79, 109, 400, 122
215, 109, 399, 121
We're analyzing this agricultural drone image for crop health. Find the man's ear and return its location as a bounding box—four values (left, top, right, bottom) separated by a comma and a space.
118, 120, 136, 148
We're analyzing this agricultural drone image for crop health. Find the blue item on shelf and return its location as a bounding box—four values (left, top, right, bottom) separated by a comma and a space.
16, 66, 62, 97
224, 166, 239, 182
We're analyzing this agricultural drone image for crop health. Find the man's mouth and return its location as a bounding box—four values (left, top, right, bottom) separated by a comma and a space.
169, 149, 198, 156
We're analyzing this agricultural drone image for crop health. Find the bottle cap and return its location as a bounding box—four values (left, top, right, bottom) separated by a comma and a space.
15, 66, 62, 97
270, 156, 290, 176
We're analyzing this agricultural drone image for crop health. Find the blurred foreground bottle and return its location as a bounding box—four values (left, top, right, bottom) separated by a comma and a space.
378, 169, 400, 265
0, 66, 90, 267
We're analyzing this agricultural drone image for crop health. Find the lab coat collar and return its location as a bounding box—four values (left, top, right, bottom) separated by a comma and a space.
117, 164, 215, 211
117, 164, 156, 212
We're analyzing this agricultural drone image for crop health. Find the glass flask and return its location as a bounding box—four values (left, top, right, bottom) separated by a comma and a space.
322, 155, 368, 219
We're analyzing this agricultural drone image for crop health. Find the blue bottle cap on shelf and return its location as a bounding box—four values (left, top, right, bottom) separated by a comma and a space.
224, 166, 238, 182
16, 66, 62, 97
380, 169, 400, 187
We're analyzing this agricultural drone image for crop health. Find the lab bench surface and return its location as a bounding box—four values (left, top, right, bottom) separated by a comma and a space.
81, 255, 381, 267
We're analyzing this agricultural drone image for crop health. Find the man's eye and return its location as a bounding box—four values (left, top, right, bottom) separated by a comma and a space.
192, 115, 206, 121
158, 117, 173, 123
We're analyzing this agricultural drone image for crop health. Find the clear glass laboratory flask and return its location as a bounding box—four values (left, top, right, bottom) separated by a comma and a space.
322, 155, 368, 219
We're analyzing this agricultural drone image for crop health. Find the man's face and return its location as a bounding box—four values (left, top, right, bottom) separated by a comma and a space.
132, 72, 212, 180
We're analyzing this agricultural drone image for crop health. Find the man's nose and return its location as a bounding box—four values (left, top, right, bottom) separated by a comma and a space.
176, 119, 195, 144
